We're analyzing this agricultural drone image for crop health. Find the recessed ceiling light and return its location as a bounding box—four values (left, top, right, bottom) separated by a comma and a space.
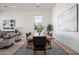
12, 5, 16, 8
4, 5, 8, 8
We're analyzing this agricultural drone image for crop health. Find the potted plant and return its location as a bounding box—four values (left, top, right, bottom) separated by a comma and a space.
46, 24, 53, 34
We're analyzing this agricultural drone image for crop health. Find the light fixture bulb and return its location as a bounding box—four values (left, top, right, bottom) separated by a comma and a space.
13, 5, 16, 8
36, 3, 39, 7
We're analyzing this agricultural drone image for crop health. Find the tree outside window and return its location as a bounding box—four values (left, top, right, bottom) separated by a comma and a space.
34, 16, 44, 32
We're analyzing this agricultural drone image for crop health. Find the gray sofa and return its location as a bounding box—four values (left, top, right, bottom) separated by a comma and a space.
0, 30, 21, 48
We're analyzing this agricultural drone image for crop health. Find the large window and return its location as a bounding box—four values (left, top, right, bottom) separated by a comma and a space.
34, 16, 44, 31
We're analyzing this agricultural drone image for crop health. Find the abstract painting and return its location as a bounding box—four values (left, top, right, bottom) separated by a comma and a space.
57, 4, 78, 32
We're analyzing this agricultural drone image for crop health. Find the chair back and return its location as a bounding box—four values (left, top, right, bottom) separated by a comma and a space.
26, 32, 31, 37
29, 32, 31, 35
26, 33, 29, 37
33, 36, 46, 47
50, 33, 52, 36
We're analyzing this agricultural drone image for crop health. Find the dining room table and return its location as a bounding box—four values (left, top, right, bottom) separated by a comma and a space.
28, 32, 53, 41
27, 32, 54, 48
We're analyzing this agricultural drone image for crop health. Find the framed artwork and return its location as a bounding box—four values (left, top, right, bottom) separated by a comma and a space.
57, 4, 78, 32
3, 19, 15, 29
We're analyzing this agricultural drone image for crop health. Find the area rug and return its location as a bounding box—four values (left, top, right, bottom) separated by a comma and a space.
14, 40, 68, 55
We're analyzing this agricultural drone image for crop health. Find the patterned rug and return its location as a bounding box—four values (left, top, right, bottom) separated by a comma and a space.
14, 40, 68, 55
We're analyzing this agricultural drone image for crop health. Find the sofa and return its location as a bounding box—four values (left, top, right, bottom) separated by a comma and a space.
0, 30, 21, 48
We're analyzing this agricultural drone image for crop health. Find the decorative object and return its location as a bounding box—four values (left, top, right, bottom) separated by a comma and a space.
57, 4, 78, 32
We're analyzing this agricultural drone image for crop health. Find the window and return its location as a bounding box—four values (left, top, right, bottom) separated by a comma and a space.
34, 16, 44, 31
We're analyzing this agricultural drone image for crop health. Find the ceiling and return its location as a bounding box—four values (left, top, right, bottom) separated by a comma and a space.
0, 3, 55, 11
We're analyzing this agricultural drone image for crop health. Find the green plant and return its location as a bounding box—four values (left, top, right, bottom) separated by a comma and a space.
47, 24, 53, 33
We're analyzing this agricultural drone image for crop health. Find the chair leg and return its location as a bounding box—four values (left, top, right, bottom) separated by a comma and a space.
27, 42, 29, 48
33, 50, 35, 55
33, 46, 35, 55
44, 51, 46, 55
49, 43, 52, 49
48, 41, 52, 49
44, 46, 47, 55
27, 44, 28, 48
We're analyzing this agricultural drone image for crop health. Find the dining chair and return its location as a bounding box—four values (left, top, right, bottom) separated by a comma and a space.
47, 33, 53, 49
26, 33, 32, 48
33, 36, 47, 55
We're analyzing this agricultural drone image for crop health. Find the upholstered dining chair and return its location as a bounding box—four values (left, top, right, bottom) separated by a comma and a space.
33, 36, 47, 55
26, 33, 32, 48
47, 33, 53, 49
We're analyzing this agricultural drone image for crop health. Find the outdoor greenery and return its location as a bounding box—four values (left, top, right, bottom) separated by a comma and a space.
34, 23, 44, 31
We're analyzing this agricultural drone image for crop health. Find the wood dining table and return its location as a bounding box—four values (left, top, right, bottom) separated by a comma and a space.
27, 32, 54, 49
28, 32, 53, 41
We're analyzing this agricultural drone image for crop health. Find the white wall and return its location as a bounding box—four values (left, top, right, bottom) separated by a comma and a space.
0, 8, 51, 34
52, 3, 79, 53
